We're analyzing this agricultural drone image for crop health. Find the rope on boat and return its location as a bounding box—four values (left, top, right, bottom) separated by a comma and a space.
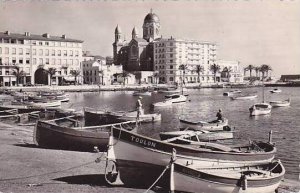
144, 149, 177, 193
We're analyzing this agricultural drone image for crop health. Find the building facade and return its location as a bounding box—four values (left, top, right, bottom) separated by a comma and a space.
82, 59, 123, 85
217, 60, 244, 83
153, 37, 217, 84
0, 31, 83, 86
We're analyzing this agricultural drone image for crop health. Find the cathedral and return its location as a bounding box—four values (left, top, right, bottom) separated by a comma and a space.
112, 10, 160, 72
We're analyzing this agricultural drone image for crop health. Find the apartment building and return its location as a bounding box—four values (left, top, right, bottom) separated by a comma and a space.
153, 37, 217, 84
0, 31, 83, 86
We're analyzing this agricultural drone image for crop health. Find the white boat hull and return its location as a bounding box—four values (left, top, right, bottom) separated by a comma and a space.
269, 100, 290, 107
231, 95, 257, 100
27, 101, 62, 108
173, 170, 282, 193
249, 103, 272, 116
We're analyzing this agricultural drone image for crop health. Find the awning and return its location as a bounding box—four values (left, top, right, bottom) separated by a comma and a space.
63, 77, 75, 82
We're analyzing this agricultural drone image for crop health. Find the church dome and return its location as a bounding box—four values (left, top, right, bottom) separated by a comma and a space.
144, 12, 160, 23
115, 25, 122, 34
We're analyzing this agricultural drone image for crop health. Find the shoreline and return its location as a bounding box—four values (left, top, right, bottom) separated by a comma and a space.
0, 121, 299, 193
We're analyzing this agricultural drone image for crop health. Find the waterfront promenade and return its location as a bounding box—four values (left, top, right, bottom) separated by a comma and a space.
0, 121, 299, 193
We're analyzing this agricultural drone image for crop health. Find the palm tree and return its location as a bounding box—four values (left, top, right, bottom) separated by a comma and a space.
255, 66, 261, 79
179, 64, 188, 85
47, 67, 57, 86
120, 71, 130, 86
260, 64, 272, 80
245, 64, 255, 77
12, 66, 26, 86
210, 63, 220, 83
70, 69, 81, 85
195, 65, 204, 84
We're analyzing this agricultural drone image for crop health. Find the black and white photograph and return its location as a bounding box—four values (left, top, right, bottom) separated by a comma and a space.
0, 1, 299, 192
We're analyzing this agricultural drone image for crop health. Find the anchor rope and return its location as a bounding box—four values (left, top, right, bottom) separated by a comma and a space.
143, 163, 171, 193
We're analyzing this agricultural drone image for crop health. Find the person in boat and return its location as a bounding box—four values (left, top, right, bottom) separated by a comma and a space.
216, 109, 224, 122
136, 96, 144, 121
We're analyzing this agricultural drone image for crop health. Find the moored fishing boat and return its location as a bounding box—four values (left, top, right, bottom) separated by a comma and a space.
249, 103, 272, 116
115, 110, 161, 122
223, 90, 242, 96
269, 88, 282, 93
159, 129, 234, 142
231, 94, 258, 100
170, 159, 285, 193
25, 100, 62, 108
34, 119, 136, 152
179, 118, 230, 131
84, 108, 161, 123
105, 127, 276, 187
269, 98, 290, 107
132, 90, 152, 96
152, 100, 173, 107
164, 94, 187, 103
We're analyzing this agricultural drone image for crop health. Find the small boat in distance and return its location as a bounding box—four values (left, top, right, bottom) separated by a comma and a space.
164, 94, 187, 103
152, 100, 173, 107
231, 94, 258, 100
269, 98, 291, 107
223, 90, 242, 96
269, 88, 282, 93
170, 160, 285, 193
132, 91, 152, 96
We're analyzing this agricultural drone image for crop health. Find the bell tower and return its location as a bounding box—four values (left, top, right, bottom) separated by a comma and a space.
143, 9, 160, 42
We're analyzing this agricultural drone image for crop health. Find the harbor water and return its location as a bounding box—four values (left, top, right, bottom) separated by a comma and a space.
63, 86, 300, 180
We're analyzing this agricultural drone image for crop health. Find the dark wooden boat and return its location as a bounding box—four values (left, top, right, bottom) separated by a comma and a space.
34, 118, 136, 152
84, 108, 125, 126
106, 127, 276, 187
171, 160, 285, 193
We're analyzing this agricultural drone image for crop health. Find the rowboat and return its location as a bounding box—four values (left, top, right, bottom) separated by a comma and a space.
25, 100, 62, 108
84, 108, 124, 126
223, 90, 242, 96
114, 110, 161, 122
132, 91, 152, 96
170, 159, 285, 193
34, 119, 136, 152
164, 94, 187, 103
231, 94, 257, 100
179, 118, 230, 131
152, 100, 173, 107
249, 103, 272, 116
106, 127, 276, 187
84, 108, 161, 123
269, 88, 282, 93
269, 98, 290, 107
159, 129, 234, 142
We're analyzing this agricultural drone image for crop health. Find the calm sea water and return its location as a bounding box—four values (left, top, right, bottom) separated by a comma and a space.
63, 87, 300, 180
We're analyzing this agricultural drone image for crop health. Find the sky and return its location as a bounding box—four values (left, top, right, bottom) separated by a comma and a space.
0, 0, 299, 77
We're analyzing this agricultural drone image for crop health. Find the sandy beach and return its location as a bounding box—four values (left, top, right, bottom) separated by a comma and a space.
0, 121, 299, 193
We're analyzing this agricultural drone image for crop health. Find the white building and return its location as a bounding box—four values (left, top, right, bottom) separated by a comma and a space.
82, 59, 123, 85
0, 31, 83, 86
217, 60, 244, 83
153, 37, 217, 84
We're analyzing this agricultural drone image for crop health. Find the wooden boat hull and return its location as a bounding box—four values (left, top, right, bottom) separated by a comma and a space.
107, 128, 276, 187
117, 112, 161, 123
34, 120, 110, 152
84, 109, 124, 126
179, 118, 229, 131
171, 161, 285, 193
160, 130, 234, 141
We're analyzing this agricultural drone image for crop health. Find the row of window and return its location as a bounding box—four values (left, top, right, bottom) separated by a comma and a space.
0, 57, 79, 66
83, 70, 99, 76
1, 39, 81, 48
0, 47, 80, 57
